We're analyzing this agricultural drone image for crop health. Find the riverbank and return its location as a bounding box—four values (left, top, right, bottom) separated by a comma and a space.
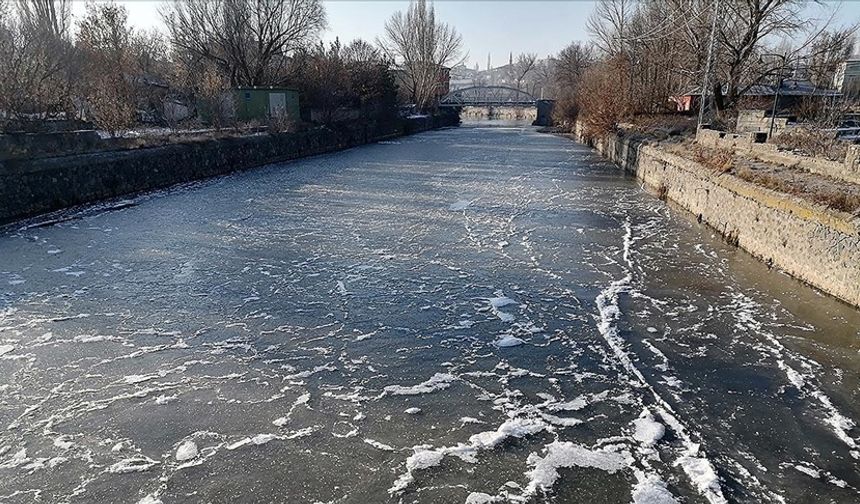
568, 126, 860, 308
0, 114, 458, 227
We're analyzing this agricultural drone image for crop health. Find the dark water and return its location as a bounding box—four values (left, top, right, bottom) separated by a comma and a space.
0, 124, 858, 504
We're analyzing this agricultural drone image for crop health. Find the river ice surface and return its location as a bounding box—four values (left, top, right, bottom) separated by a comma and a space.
1, 123, 859, 503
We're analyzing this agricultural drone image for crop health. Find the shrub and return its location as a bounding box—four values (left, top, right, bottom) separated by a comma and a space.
576, 56, 632, 137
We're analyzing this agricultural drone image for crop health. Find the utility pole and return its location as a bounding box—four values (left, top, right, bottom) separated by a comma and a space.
768, 53, 787, 140
698, 0, 721, 130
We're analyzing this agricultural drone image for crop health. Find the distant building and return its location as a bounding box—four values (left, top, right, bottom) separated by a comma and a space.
671, 79, 841, 112
834, 56, 860, 97
449, 64, 478, 91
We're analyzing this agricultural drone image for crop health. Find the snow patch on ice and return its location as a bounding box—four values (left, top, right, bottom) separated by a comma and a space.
175, 441, 198, 461
524, 441, 630, 495
364, 438, 395, 451
384, 373, 456, 396
494, 334, 525, 347
465, 492, 503, 504
632, 472, 679, 504
632, 409, 665, 447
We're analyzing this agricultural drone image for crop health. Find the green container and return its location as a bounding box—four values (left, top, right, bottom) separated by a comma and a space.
233, 87, 301, 121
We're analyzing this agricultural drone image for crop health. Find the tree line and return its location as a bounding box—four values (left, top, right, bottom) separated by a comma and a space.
544, 0, 857, 135
0, 0, 463, 134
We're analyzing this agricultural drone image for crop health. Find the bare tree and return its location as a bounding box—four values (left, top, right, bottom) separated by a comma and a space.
712, 0, 805, 109
0, 0, 76, 128
162, 0, 327, 87
586, 0, 637, 56
555, 42, 594, 89
17, 0, 69, 38
550, 42, 595, 125
530, 58, 556, 99
510, 52, 537, 92
77, 2, 136, 135
378, 0, 463, 111
804, 27, 856, 90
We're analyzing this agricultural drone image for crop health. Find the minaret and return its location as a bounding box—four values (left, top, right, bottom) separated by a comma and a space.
487, 53, 491, 71
509, 52, 513, 66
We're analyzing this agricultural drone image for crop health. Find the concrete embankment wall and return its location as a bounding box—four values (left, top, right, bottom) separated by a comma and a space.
575, 128, 860, 308
0, 115, 457, 226
461, 106, 537, 121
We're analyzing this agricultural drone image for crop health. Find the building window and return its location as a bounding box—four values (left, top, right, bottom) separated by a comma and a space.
244, 92, 251, 100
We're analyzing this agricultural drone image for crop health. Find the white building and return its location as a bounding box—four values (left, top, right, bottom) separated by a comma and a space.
834, 56, 860, 96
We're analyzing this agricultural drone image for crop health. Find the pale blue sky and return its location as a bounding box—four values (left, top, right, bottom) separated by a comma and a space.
72, 1, 860, 69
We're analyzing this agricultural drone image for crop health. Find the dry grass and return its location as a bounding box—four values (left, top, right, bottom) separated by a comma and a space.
734, 165, 860, 213
690, 144, 734, 173
668, 141, 860, 214
773, 129, 848, 162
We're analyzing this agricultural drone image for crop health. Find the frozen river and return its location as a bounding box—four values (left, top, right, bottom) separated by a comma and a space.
1, 123, 858, 503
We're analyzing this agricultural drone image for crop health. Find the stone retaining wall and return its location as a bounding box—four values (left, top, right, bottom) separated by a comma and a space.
575, 126, 860, 307
0, 115, 458, 226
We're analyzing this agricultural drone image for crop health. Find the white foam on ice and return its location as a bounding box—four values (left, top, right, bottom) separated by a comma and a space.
364, 439, 395, 451
450, 200, 472, 211
336, 281, 348, 295
793, 464, 820, 479
384, 373, 456, 396
730, 291, 859, 458
175, 441, 198, 462
524, 441, 630, 495
486, 293, 518, 322
124, 374, 158, 384
622, 217, 634, 268
540, 413, 582, 427
154, 394, 177, 405
494, 334, 525, 348
595, 219, 727, 504
632, 471, 680, 504
108, 456, 159, 474
469, 418, 547, 450
226, 434, 279, 450
632, 409, 665, 447
465, 492, 503, 504
137, 494, 163, 504
389, 418, 551, 495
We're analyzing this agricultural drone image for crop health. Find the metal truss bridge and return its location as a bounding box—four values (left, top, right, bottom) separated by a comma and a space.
439, 86, 537, 107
